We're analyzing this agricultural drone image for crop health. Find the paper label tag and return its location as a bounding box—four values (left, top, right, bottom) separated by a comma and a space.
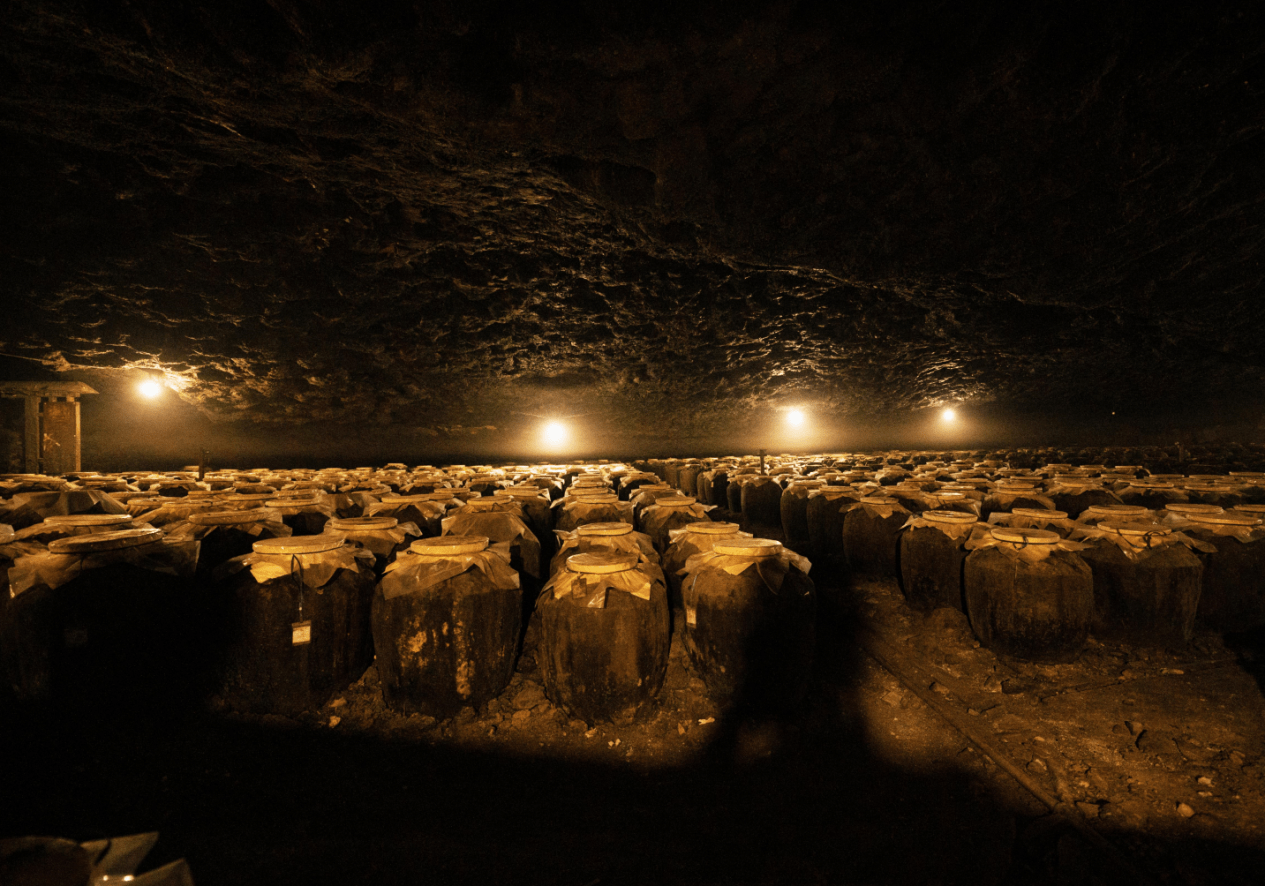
685, 607, 697, 627
291, 620, 312, 645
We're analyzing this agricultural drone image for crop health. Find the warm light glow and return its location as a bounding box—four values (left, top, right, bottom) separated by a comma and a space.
542, 420, 569, 447
786, 408, 806, 428
941, 407, 957, 422
138, 378, 164, 399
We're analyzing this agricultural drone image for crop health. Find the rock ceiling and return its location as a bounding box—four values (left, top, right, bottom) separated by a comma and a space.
1, 2, 1263, 455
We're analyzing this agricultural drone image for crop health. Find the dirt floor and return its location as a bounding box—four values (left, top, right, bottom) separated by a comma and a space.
3, 515, 1264, 885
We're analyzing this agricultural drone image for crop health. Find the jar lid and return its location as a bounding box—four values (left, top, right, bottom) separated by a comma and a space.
1186, 512, 1262, 527
253, 534, 346, 555
655, 496, 696, 507
1165, 503, 1224, 516
1012, 508, 1067, 519
989, 528, 1060, 545
410, 536, 490, 555
189, 508, 274, 526
224, 492, 273, 503
712, 538, 783, 558
327, 516, 399, 530
48, 526, 164, 554
685, 521, 741, 535
381, 494, 435, 503
1230, 504, 1265, 515
922, 510, 977, 525
1127, 481, 1174, 489
993, 483, 1037, 493
42, 514, 134, 527
264, 499, 317, 508
1083, 505, 1149, 518
577, 522, 633, 537
421, 491, 457, 500
501, 487, 546, 498
1100, 521, 1172, 538
573, 493, 619, 503
566, 551, 639, 574
790, 480, 825, 488
860, 496, 896, 506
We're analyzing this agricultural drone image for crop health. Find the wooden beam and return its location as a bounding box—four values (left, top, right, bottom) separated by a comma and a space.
24, 396, 39, 473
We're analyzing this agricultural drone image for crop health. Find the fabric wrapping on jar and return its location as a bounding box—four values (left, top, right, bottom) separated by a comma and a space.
988, 511, 1079, 536
379, 541, 518, 599
335, 521, 423, 558
441, 511, 543, 578
543, 559, 665, 609
552, 527, 658, 573
680, 547, 812, 596
165, 507, 291, 542
964, 527, 1089, 563
899, 514, 986, 540
0, 489, 128, 529
218, 540, 375, 589
7, 534, 200, 595
1068, 524, 1215, 561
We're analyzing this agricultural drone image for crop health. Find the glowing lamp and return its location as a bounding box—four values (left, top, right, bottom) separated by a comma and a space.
941, 407, 957, 423
138, 378, 164, 399
786, 408, 806, 428
542, 420, 569, 447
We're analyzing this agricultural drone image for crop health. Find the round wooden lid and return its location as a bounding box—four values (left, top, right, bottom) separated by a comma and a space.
1012, 508, 1067, 519
989, 527, 1060, 545
253, 534, 346, 555
1083, 505, 1149, 518
49, 526, 164, 554
685, 521, 741, 535
1185, 512, 1262, 527
922, 510, 977, 525
410, 536, 490, 555
566, 551, 639, 574
573, 493, 618, 503
860, 496, 896, 505
327, 516, 399, 531
655, 496, 696, 507
189, 508, 274, 526
43, 514, 133, 527
1164, 503, 1224, 516
577, 522, 633, 537
712, 538, 783, 557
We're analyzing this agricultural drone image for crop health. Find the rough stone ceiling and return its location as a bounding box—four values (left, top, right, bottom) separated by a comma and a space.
1, 1, 1263, 453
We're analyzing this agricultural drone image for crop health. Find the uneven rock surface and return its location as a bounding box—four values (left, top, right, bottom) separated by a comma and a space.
2, 2, 1264, 453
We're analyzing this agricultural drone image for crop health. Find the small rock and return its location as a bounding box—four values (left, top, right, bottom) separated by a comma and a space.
328, 716, 341, 728
584, 727, 598, 738
329, 697, 347, 709
485, 698, 501, 714
487, 727, 496, 737
1198, 791, 1212, 798
982, 675, 1002, 693
1075, 801, 1100, 819
678, 723, 686, 735
514, 684, 546, 710
1198, 776, 1213, 786
511, 709, 531, 723
568, 719, 587, 730
1027, 758, 1048, 775
1176, 803, 1195, 818
931, 681, 950, 695
1229, 750, 1246, 767
697, 717, 715, 725
417, 715, 437, 728
1126, 720, 1144, 737
882, 689, 904, 707
968, 708, 980, 716
533, 701, 552, 713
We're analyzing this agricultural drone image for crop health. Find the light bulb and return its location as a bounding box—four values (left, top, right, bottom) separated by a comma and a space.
542, 420, 568, 447
138, 378, 163, 399
786, 408, 806, 428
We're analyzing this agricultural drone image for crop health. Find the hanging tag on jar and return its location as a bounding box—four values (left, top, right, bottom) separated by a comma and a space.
685, 606, 697, 627
291, 620, 312, 645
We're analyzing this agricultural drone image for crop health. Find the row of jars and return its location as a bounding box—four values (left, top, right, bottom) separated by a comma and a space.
0, 464, 820, 725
